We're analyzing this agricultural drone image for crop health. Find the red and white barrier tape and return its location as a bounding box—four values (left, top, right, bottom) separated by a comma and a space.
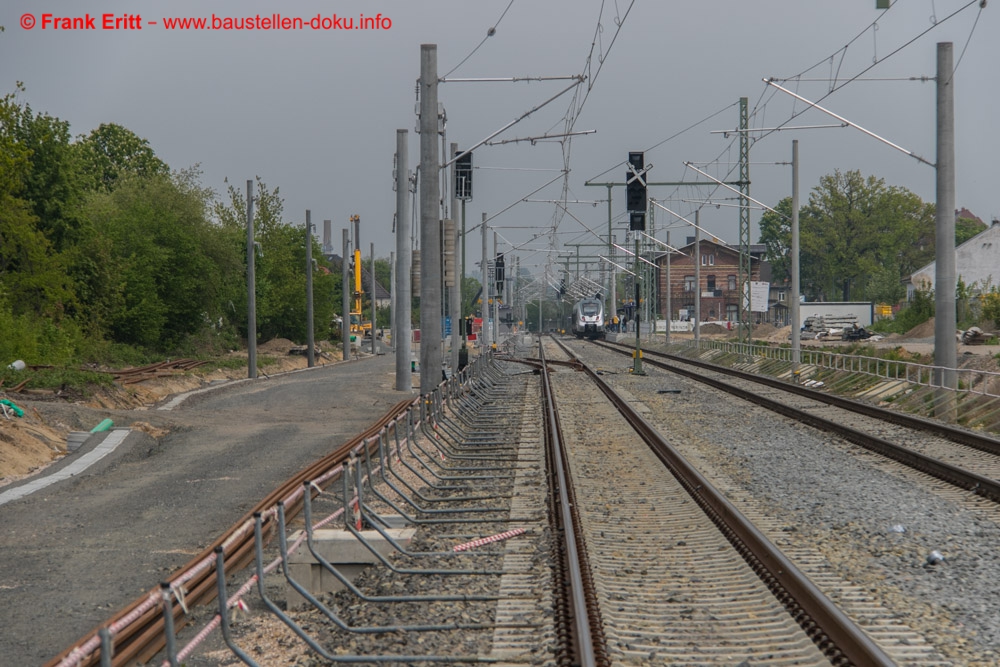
453, 527, 526, 552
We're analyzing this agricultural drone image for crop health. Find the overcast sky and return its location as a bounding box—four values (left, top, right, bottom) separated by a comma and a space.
4, 1, 996, 276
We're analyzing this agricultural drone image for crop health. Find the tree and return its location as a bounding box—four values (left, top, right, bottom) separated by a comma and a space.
798, 170, 934, 302
5, 100, 86, 251
462, 275, 482, 319
77, 123, 169, 193
956, 213, 987, 246
0, 89, 78, 320
78, 170, 241, 349
757, 197, 794, 285
213, 178, 338, 345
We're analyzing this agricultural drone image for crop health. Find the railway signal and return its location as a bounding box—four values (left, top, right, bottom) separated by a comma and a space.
626, 151, 650, 231
455, 149, 472, 200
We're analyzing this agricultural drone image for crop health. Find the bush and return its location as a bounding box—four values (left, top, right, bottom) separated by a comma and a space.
871, 288, 934, 335
982, 290, 1000, 328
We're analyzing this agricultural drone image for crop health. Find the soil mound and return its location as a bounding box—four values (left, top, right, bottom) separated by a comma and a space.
754, 323, 777, 338
904, 317, 936, 339
764, 325, 791, 342
699, 323, 728, 334
258, 337, 296, 354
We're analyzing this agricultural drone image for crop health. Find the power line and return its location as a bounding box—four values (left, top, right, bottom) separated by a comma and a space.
751, 0, 981, 146
441, 0, 517, 79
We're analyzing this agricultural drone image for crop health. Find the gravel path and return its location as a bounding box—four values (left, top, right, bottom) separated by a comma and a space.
0, 356, 406, 665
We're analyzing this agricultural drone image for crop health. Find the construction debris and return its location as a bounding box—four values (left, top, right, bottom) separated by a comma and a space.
960, 327, 997, 345
104, 359, 209, 385
800, 314, 863, 341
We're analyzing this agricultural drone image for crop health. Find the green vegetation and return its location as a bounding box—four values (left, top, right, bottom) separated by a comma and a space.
0, 366, 114, 395
759, 170, 936, 303
982, 290, 1000, 328
870, 288, 935, 335
0, 84, 360, 376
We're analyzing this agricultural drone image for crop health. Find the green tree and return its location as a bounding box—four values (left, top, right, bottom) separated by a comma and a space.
799, 170, 934, 301
863, 262, 906, 305
77, 123, 169, 193
956, 214, 987, 246
5, 99, 86, 251
0, 90, 78, 320
79, 170, 240, 349
757, 196, 794, 284
462, 275, 482, 319
213, 179, 338, 344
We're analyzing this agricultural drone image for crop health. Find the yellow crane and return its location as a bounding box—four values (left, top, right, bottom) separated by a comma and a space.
349, 215, 371, 339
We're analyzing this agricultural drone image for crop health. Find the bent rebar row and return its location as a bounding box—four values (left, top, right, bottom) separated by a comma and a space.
158, 354, 534, 664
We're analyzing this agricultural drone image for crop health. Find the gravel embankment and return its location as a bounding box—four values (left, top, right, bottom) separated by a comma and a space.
573, 338, 1000, 666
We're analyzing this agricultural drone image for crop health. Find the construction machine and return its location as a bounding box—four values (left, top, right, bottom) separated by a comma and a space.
349, 215, 371, 339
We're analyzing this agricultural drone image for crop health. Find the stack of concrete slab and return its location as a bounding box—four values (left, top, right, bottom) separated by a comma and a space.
801, 314, 859, 340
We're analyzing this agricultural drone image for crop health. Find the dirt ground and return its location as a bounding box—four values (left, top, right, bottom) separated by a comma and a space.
0, 339, 342, 489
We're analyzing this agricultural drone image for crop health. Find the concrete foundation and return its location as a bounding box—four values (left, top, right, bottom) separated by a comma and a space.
285, 519, 415, 610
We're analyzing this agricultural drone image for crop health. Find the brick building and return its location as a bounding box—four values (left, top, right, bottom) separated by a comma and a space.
656, 238, 762, 322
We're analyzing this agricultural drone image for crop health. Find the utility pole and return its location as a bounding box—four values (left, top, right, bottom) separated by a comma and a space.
342, 228, 350, 361
305, 210, 315, 368
394, 129, 411, 390
370, 242, 376, 352
935, 41, 957, 415
419, 44, 442, 394
632, 230, 643, 375
246, 180, 257, 379
665, 229, 671, 345
694, 209, 701, 348
791, 140, 801, 368
607, 184, 616, 328
493, 232, 500, 349
481, 212, 489, 349
449, 141, 460, 374
390, 250, 395, 351
461, 198, 467, 345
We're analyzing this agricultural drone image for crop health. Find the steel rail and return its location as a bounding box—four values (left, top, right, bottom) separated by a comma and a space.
553, 336, 895, 666
614, 340, 1000, 456
596, 340, 1000, 504
536, 343, 605, 667
46, 397, 416, 667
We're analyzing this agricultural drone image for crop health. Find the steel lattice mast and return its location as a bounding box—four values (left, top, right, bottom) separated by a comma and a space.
737, 96, 752, 347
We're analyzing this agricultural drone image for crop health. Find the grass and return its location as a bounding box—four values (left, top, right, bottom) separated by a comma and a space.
0, 367, 115, 396
0, 353, 287, 397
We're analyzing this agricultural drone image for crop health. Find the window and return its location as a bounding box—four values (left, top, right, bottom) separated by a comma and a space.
778, 291, 786, 302
706, 275, 716, 291
701, 254, 715, 266
728, 275, 737, 291
726, 304, 738, 320
684, 276, 696, 292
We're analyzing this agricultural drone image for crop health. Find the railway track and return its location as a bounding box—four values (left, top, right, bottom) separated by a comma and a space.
541, 336, 900, 666
49, 334, 995, 665
594, 338, 1000, 506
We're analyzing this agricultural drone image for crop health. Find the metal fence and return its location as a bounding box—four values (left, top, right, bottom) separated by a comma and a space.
681, 339, 1000, 399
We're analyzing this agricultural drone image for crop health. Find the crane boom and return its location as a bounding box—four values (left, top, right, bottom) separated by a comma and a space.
348, 215, 370, 338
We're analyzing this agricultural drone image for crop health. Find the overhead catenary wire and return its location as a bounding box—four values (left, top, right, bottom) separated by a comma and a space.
751, 0, 982, 147
440, 0, 516, 79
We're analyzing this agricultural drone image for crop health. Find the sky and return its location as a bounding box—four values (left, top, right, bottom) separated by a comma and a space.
3, 0, 996, 281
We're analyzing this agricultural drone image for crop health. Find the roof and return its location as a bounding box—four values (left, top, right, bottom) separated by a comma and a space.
362, 272, 391, 300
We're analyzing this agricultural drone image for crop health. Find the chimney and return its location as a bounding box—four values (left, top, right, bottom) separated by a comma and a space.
323, 219, 332, 252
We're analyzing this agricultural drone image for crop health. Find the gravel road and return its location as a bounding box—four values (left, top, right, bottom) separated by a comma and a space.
0, 355, 409, 666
